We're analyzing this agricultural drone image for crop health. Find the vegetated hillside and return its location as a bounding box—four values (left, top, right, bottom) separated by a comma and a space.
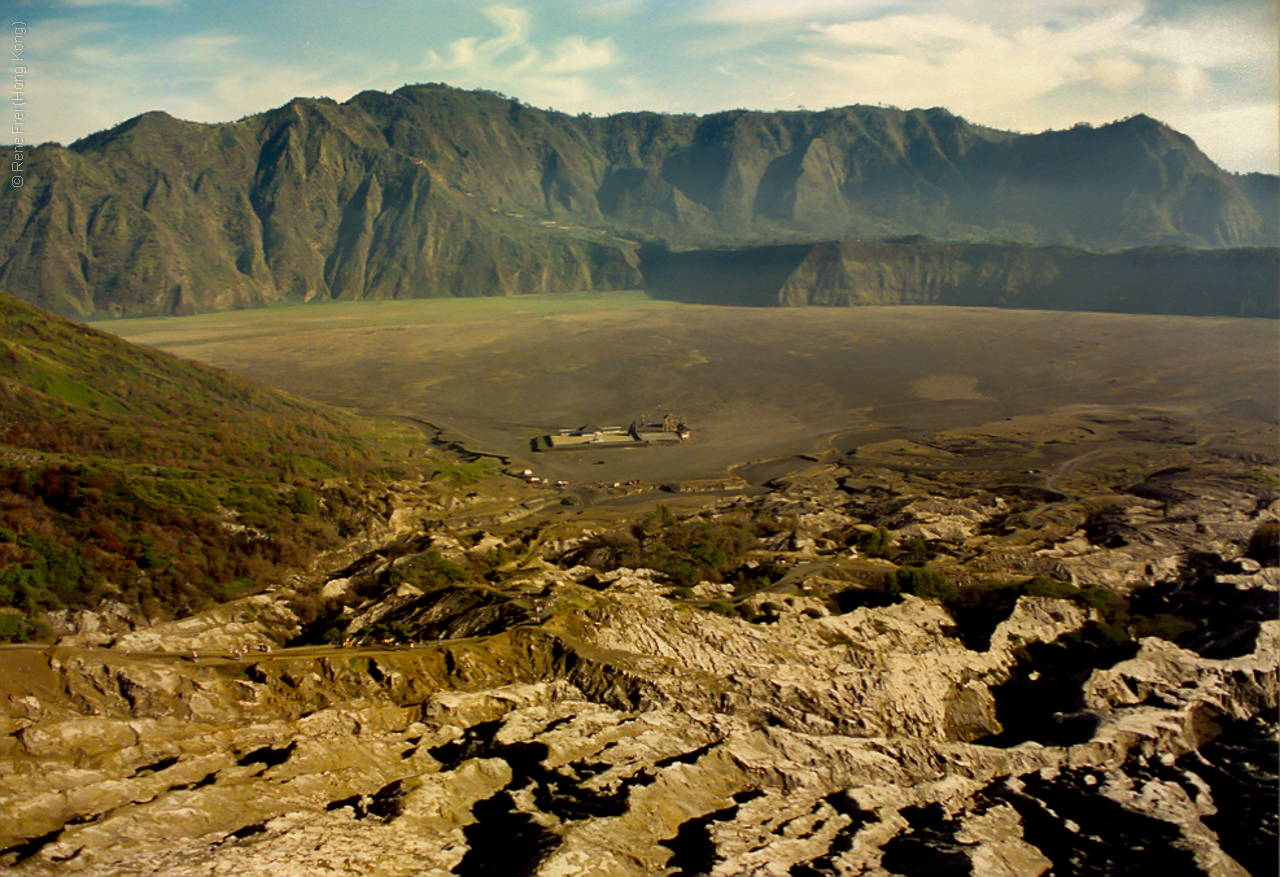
0, 293, 399, 639
642, 238, 1280, 318
0, 83, 1274, 318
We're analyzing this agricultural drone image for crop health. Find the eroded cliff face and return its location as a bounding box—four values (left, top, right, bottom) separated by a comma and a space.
1, 85, 1274, 317
643, 238, 1280, 318
6, 595, 1274, 876
2, 409, 1276, 876
2, 584, 1275, 875
779, 241, 1280, 318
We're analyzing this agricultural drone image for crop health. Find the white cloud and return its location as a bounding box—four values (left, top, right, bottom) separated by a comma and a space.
420, 4, 620, 111
541, 36, 617, 75
18, 18, 109, 51
800, 2, 1273, 96
1169, 100, 1279, 174
1129, 8, 1275, 68
816, 13, 996, 52
692, 0, 891, 26
798, 13, 1094, 111
27, 23, 399, 144
423, 6, 535, 72
1092, 55, 1145, 90
779, 1, 1275, 164
18, 0, 1276, 173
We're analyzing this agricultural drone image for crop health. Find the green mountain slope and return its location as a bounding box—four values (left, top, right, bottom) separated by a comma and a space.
0, 294, 397, 638
1, 84, 1274, 318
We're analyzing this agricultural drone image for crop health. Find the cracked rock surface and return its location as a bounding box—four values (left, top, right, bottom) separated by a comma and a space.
2, 415, 1276, 875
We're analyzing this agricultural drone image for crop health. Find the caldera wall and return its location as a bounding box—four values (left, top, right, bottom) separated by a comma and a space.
642, 238, 1279, 318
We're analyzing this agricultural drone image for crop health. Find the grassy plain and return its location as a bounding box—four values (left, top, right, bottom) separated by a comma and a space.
103, 291, 1279, 490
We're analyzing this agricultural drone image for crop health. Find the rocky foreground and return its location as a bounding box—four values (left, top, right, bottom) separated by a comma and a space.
1, 413, 1276, 875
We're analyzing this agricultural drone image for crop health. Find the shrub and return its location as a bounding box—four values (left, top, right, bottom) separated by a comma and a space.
630, 518, 756, 587
861, 527, 893, 558
1077, 584, 1126, 616
287, 590, 332, 625
571, 509, 762, 590
385, 549, 470, 593
287, 486, 319, 516
430, 460, 489, 486
1023, 576, 1076, 600
1129, 613, 1197, 641
898, 535, 931, 565
1246, 520, 1279, 566
707, 600, 740, 617
0, 611, 47, 643
885, 566, 957, 601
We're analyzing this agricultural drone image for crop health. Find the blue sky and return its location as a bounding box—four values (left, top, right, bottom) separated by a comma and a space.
9, 0, 1278, 173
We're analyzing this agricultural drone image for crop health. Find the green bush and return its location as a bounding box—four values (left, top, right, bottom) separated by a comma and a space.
1129, 613, 1197, 641
1077, 584, 1126, 617
861, 527, 893, 558
287, 485, 319, 516
0, 612, 49, 643
0, 529, 104, 611
1022, 576, 1076, 600
388, 549, 470, 592
631, 519, 756, 587
430, 460, 489, 486
0, 295, 413, 622
898, 535, 931, 565
226, 484, 275, 516
885, 566, 957, 601
146, 478, 218, 514
707, 600, 740, 618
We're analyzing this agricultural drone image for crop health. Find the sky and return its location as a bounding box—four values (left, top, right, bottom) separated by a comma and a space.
7, 0, 1278, 173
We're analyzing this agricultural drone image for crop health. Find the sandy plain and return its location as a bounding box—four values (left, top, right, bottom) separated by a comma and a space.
102, 291, 1278, 489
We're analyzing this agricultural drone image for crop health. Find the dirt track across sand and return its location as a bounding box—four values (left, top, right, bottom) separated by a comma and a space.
103, 292, 1278, 486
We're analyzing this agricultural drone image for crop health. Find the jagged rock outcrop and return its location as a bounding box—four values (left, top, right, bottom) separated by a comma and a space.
2, 400, 1276, 874
1, 85, 1274, 317
2, 571, 1274, 875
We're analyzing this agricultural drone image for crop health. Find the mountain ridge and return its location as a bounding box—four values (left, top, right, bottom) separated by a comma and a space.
1, 83, 1275, 318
